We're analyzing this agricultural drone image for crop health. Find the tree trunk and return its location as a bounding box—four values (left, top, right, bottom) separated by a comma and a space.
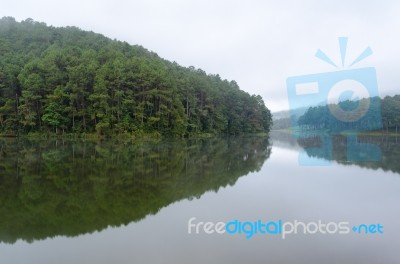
82, 99, 86, 130
186, 95, 189, 117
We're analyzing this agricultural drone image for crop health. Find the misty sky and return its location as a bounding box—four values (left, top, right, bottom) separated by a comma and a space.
1, 0, 400, 111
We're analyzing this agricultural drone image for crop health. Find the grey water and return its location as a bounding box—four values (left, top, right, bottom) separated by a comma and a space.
0, 132, 399, 263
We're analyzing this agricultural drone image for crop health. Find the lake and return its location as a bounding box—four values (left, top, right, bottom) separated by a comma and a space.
0, 132, 399, 263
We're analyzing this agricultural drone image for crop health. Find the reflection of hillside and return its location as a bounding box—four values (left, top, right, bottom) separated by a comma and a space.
295, 134, 400, 174
0, 137, 271, 244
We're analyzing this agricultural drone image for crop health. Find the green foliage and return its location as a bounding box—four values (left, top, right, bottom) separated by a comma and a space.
0, 17, 272, 136
381, 95, 400, 133
298, 95, 400, 132
42, 102, 62, 128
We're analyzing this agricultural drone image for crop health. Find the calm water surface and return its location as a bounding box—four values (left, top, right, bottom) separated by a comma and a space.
0, 133, 399, 263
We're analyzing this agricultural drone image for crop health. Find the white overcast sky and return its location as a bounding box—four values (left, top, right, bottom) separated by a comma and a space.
1, 0, 400, 111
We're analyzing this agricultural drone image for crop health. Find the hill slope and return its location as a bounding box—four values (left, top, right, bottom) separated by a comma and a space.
0, 17, 271, 136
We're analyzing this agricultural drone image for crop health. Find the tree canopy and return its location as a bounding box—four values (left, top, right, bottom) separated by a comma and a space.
0, 17, 272, 136
297, 95, 400, 133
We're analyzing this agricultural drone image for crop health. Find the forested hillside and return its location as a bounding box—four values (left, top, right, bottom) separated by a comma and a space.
0, 17, 271, 136
298, 95, 400, 132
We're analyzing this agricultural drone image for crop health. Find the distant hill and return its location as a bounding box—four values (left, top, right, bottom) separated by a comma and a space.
271, 107, 308, 130
298, 95, 400, 132
272, 107, 309, 121
0, 17, 271, 136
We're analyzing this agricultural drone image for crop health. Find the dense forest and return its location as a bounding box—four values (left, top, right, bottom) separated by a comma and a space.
297, 95, 400, 132
0, 17, 272, 137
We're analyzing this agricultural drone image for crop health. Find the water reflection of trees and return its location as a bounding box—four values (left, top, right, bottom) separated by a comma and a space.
0, 137, 271, 244
271, 132, 400, 174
